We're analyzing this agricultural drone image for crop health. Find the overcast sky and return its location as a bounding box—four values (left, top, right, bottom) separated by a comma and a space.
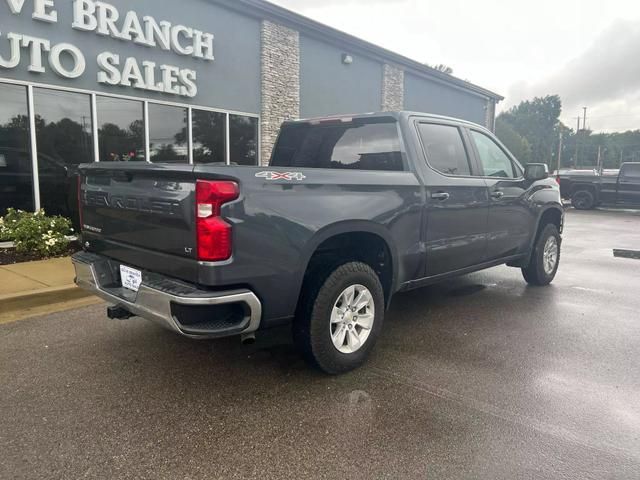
270, 0, 640, 132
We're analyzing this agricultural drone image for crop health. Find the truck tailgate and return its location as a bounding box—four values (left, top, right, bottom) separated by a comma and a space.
79, 163, 198, 276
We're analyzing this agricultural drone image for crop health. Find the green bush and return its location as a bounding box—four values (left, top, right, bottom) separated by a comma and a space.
0, 208, 23, 241
0, 209, 74, 257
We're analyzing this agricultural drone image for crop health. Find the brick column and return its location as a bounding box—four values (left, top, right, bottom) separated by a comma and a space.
381, 64, 404, 111
260, 20, 300, 165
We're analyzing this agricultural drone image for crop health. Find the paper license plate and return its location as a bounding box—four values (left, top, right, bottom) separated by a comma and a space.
120, 265, 142, 292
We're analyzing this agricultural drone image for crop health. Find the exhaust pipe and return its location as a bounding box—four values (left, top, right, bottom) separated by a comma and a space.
241, 333, 256, 345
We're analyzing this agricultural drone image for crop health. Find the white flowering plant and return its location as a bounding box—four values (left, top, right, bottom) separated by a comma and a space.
1, 209, 73, 257
0, 208, 23, 241
0, 217, 7, 242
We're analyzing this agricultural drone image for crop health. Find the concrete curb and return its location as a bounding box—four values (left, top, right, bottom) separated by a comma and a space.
0, 236, 77, 250
0, 284, 96, 316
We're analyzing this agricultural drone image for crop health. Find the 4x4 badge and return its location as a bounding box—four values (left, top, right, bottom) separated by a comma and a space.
256, 171, 306, 181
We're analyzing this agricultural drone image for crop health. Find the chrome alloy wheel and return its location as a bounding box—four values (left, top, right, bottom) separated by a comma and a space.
330, 284, 375, 354
543, 236, 559, 275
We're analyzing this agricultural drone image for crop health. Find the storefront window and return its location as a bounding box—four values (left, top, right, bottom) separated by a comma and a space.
0, 83, 33, 214
33, 88, 93, 220
230, 115, 259, 166
97, 97, 145, 162
192, 110, 226, 164
149, 104, 188, 163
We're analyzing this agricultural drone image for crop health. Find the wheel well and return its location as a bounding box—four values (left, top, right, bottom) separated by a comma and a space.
302, 232, 394, 305
538, 208, 563, 233
509, 208, 563, 268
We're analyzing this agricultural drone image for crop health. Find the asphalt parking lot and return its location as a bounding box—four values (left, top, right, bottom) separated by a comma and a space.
1, 209, 639, 479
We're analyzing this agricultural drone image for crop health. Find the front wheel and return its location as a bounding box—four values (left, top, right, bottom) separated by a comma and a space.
294, 262, 385, 374
522, 224, 561, 286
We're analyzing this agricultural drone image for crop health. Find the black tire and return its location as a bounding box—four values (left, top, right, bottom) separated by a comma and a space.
522, 224, 561, 286
294, 262, 385, 374
571, 189, 595, 210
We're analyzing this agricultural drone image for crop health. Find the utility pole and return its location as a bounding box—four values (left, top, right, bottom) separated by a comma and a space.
575, 117, 581, 167
557, 130, 563, 174
596, 145, 602, 173
620, 148, 624, 168
583, 107, 588, 132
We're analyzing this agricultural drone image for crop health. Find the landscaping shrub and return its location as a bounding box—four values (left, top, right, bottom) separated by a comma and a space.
0, 209, 74, 257
0, 208, 23, 241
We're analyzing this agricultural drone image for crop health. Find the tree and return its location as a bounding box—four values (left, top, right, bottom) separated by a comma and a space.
498, 95, 562, 165
429, 64, 453, 75
37, 117, 92, 166
151, 144, 181, 163
495, 117, 531, 163
98, 121, 144, 161
175, 110, 226, 164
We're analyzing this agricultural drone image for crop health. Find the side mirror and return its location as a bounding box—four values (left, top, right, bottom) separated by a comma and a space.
524, 163, 549, 181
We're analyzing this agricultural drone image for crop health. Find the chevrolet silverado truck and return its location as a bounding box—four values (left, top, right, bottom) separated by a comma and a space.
558, 162, 640, 209
73, 112, 564, 374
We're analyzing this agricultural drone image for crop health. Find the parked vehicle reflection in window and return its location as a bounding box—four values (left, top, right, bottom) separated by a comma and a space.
0, 83, 33, 214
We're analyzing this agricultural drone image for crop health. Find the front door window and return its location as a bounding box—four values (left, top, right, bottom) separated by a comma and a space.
470, 130, 517, 178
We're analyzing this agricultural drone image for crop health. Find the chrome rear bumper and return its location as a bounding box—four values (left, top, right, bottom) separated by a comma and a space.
72, 252, 261, 339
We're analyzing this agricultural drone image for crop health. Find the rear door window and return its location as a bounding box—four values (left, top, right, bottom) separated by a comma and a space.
622, 164, 640, 178
271, 120, 403, 171
417, 123, 472, 176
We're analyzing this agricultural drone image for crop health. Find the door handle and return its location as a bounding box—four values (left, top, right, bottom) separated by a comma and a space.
431, 192, 450, 201
491, 190, 505, 199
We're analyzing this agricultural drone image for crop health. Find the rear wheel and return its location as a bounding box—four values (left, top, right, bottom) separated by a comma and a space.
294, 262, 384, 374
571, 189, 595, 210
522, 224, 561, 286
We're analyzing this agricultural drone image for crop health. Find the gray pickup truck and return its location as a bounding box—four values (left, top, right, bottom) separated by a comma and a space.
73, 111, 564, 373
558, 162, 640, 209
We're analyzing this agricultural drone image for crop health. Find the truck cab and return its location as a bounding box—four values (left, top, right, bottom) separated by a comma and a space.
561, 162, 640, 209
617, 163, 640, 206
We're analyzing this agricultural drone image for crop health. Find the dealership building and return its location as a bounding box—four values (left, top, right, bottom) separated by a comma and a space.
0, 0, 502, 220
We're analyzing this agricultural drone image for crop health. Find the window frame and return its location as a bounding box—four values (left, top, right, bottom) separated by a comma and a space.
414, 119, 478, 178
466, 127, 525, 181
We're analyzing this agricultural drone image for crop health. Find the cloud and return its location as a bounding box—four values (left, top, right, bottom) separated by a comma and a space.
271, 0, 640, 131
506, 19, 640, 130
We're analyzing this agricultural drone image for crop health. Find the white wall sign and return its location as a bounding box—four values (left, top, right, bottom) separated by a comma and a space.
0, 0, 215, 98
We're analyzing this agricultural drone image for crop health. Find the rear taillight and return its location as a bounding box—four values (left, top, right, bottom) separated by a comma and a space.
555, 175, 561, 185
196, 180, 239, 262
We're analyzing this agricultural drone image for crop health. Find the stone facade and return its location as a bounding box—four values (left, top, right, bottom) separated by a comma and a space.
260, 20, 300, 165
381, 64, 404, 111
